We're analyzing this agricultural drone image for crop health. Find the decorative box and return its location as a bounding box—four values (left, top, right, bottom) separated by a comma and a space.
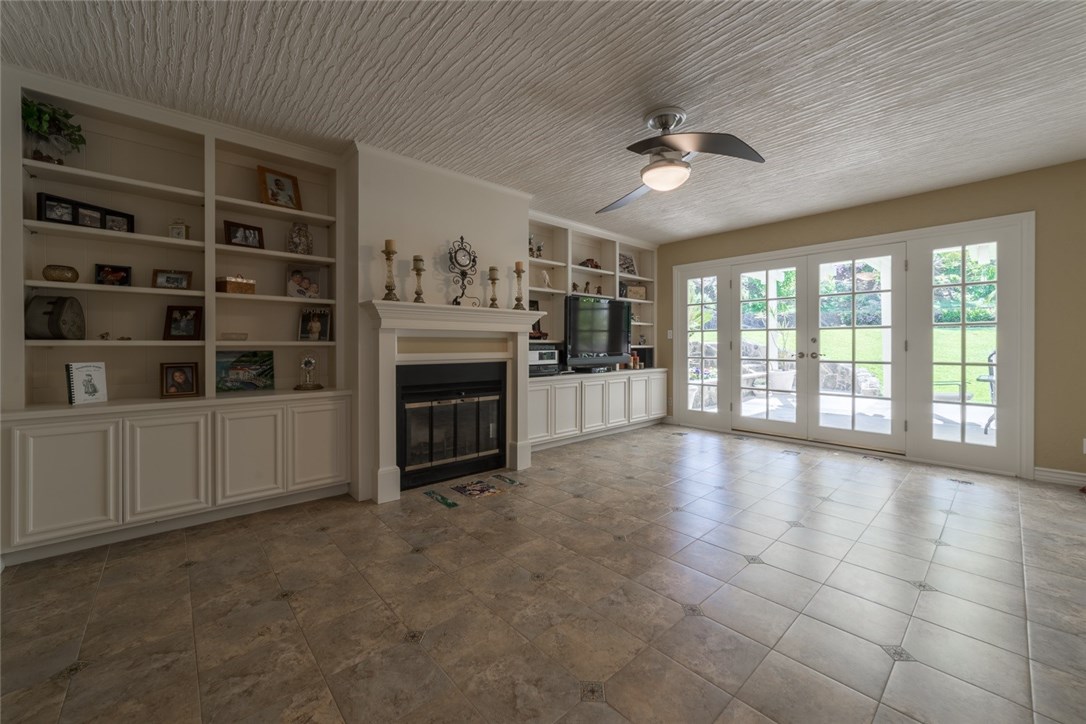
215, 275, 256, 294
625, 285, 648, 300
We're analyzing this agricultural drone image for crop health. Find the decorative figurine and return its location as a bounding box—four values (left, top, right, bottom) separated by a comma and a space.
541, 269, 552, 288
288, 222, 313, 255
536, 242, 543, 259
640, 335, 647, 345
572, 282, 580, 292
448, 236, 479, 306
381, 239, 399, 301
595, 285, 603, 295
528, 234, 535, 258
412, 255, 426, 303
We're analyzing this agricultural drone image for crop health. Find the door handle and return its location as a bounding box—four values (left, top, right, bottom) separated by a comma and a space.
809, 352, 821, 359
796, 352, 806, 359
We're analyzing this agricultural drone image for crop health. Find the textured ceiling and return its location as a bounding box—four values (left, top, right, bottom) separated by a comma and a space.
3, 1, 1084, 243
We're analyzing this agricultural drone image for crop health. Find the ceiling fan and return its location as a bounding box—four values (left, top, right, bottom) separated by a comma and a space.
596, 106, 765, 213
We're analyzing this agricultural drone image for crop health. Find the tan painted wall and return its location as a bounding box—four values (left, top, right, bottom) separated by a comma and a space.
657, 160, 1086, 473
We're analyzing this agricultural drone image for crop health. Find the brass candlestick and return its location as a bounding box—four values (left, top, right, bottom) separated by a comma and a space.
513, 265, 526, 310
381, 246, 398, 301
412, 255, 425, 303
488, 267, 499, 308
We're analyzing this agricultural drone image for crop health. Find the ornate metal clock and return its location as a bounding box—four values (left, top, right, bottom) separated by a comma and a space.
447, 235, 478, 306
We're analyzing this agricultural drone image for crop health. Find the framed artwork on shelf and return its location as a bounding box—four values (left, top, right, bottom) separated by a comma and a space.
163, 305, 203, 341
625, 285, 648, 300
215, 350, 275, 392
161, 362, 198, 398
35, 193, 133, 232
77, 207, 102, 228
257, 165, 302, 210
152, 269, 193, 290
298, 307, 331, 341
618, 253, 637, 276
39, 193, 74, 223
223, 220, 264, 248
94, 264, 131, 286
286, 267, 324, 298
104, 212, 134, 232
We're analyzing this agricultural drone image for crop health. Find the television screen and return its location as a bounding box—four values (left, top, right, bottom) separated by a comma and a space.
565, 296, 630, 367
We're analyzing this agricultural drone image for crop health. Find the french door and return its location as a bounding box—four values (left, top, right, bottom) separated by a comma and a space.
730, 244, 906, 452
676, 214, 1030, 476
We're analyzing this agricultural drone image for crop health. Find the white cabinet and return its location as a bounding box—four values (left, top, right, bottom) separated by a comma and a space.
582, 378, 608, 432
606, 378, 629, 426
629, 375, 650, 422
216, 406, 286, 504
552, 381, 581, 438
12, 419, 122, 546
650, 374, 667, 418
527, 385, 552, 442
125, 413, 211, 522
289, 398, 349, 490
528, 370, 666, 449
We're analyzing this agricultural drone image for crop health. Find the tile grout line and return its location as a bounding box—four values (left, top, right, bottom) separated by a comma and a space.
52, 547, 110, 724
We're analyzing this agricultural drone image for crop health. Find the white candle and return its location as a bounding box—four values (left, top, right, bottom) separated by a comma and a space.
412, 255, 424, 271
384, 239, 396, 253
489, 266, 499, 281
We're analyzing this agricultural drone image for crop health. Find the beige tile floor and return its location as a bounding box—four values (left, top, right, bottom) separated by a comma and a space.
3, 426, 1086, 723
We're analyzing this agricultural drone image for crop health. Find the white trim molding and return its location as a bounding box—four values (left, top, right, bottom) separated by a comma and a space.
1033, 468, 1086, 487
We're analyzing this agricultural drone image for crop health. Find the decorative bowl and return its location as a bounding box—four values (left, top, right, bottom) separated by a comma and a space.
42, 265, 79, 283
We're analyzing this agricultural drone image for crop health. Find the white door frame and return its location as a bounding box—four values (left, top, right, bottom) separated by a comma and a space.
672, 212, 1034, 478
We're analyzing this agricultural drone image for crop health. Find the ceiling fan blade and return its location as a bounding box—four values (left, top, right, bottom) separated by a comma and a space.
596, 184, 652, 213
653, 133, 764, 162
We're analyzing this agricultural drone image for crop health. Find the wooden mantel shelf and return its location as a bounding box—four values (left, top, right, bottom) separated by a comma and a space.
361, 300, 545, 333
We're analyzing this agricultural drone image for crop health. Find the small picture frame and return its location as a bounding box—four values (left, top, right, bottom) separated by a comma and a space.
104, 212, 134, 233
161, 363, 198, 398
286, 267, 324, 299
618, 252, 637, 276
152, 269, 193, 290
298, 308, 331, 342
37, 193, 75, 223
77, 207, 103, 228
257, 165, 302, 210
94, 264, 132, 286
223, 220, 264, 249
163, 305, 203, 341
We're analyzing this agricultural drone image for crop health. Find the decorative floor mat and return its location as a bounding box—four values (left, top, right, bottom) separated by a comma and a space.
451, 480, 504, 497
423, 490, 459, 508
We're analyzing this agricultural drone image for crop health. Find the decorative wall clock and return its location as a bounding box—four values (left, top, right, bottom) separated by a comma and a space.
448, 236, 479, 306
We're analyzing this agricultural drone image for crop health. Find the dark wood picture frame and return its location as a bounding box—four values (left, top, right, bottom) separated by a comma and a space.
35, 193, 134, 233
152, 269, 193, 290
163, 305, 203, 341
257, 165, 303, 210
161, 362, 198, 398
223, 220, 265, 249
94, 263, 132, 286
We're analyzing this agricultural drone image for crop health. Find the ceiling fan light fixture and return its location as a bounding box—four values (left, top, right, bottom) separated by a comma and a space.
640, 156, 691, 191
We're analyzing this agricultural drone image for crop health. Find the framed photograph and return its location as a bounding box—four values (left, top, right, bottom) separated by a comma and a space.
161, 362, 198, 398
257, 165, 302, 210
152, 269, 193, 290
37, 193, 76, 223
286, 266, 325, 298
298, 307, 331, 342
104, 212, 134, 233
163, 305, 203, 341
77, 207, 103, 228
94, 264, 132, 286
618, 252, 638, 276
223, 220, 264, 249
625, 284, 648, 300
215, 350, 275, 392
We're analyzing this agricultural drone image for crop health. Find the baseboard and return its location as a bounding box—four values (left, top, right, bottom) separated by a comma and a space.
530, 419, 664, 451
1, 484, 349, 567
1033, 467, 1086, 487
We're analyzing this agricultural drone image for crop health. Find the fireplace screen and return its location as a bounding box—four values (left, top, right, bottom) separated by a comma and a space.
397, 362, 506, 489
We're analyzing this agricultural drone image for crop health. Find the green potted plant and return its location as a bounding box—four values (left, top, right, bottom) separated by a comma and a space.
21, 96, 86, 164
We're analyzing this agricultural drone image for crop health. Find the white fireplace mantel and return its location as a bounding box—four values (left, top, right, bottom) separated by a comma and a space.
358, 300, 547, 503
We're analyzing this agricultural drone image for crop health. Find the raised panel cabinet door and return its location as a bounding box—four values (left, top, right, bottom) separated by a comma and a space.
552, 381, 581, 438
12, 419, 122, 546
649, 374, 667, 417
606, 378, 629, 426
125, 413, 211, 522
582, 379, 608, 432
216, 406, 286, 504
629, 375, 650, 422
527, 385, 553, 442
288, 398, 349, 490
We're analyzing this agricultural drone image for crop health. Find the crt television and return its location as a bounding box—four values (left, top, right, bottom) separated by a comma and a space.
565, 295, 631, 369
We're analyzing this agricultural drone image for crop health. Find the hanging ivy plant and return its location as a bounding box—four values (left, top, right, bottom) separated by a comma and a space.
21, 96, 86, 161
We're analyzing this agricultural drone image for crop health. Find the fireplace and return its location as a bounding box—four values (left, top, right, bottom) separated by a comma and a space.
396, 362, 506, 489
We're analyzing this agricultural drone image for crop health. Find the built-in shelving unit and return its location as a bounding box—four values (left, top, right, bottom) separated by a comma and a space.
4, 73, 343, 410
527, 213, 658, 366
